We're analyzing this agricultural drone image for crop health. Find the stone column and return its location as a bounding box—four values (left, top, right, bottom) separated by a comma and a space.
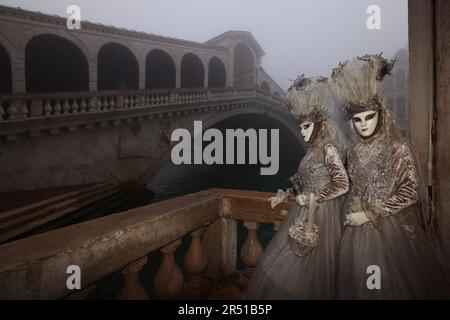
89, 57, 97, 91
139, 60, 146, 90
13, 51, 26, 93
175, 57, 182, 88
204, 58, 209, 88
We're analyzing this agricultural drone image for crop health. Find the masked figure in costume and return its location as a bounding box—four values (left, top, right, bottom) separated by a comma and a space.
244, 76, 349, 299
331, 54, 450, 299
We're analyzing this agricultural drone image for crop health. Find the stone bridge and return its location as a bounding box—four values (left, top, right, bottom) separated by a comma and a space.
0, 6, 303, 193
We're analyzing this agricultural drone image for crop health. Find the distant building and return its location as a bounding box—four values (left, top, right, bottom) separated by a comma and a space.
380, 47, 410, 137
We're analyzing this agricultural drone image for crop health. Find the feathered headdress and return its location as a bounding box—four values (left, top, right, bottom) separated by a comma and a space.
330, 53, 395, 118
286, 75, 330, 123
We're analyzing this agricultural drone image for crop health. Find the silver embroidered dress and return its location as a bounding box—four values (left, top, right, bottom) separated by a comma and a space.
332, 54, 450, 299
244, 77, 349, 299
338, 130, 450, 299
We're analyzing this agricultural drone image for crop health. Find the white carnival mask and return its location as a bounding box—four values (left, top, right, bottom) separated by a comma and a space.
352, 110, 379, 138
299, 121, 314, 143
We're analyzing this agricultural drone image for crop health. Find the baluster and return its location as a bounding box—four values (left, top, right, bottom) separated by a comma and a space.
71, 99, 79, 113
109, 97, 116, 109
240, 221, 263, 279
79, 98, 87, 113
135, 95, 140, 106
97, 97, 103, 111
7, 101, 19, 120
54, 99, 62, 115
124, 96, 129, 108
0, 103, 4, 120
130, 96, 135, 108
44, 100, 52, 116
154, 239, 184, 299
183, 228, 209, 298
88, 97, 97, 112
145, 94, 150, 106
102, 97, 109, 111
62, 99, 70, 114
20, 101, 28, 119
116, 256, 149, 300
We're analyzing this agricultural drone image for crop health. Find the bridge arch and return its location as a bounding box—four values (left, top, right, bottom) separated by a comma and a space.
208, 56, 226, 87
0, 43, 12, 93
145, 49, 176, 89
180, 53, 205, 88
25, 34, 89, 92
233, 42, 256, 88
98, 42, 139, 90
143, 105, 304, 187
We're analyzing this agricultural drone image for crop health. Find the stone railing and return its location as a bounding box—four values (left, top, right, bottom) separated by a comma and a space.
0, 87, 284, 122
0, 189, 293, 300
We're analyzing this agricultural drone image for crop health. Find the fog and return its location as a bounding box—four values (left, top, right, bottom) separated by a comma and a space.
0, 0, 408, 89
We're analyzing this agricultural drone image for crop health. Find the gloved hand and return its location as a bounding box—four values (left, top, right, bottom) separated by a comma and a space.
295, 194, 309, 206
344, 211, 370, 226
345, 196, 380, 227
269, 189, 291, 209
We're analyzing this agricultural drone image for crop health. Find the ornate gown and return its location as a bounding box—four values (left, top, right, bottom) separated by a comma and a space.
244, 139, 349, 299
338, 133, 450, 299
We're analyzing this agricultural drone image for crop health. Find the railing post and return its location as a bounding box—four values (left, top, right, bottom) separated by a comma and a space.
154, 239, 184, 299
30, 99, 43, 117
240, 221, 263, 279
202, 217, 237, 280
116, 256, 149, 300
183, 227, 209, 298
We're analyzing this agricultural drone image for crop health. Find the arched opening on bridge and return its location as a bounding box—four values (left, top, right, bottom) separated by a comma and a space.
145, 49, 176, 89
233, 43, 255, 88
208, 57, 226, 87
148, 113, 304, 202
0, 44, 12, 93
181, 53, 204, 88
260, 81, 270, 93
25, 35, 89, 92
98, 43, 139, 90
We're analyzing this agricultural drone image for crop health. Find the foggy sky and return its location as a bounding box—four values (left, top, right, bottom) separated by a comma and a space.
0, 0, 408, 89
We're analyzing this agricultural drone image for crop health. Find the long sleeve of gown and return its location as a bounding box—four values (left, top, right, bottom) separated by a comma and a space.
318, 144, 349, 201
378, 142, 419, 216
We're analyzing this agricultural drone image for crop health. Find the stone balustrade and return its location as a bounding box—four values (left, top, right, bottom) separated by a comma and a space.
0, 87, 284, 122
0, 87, 286, 142
0, 188, 293, 300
